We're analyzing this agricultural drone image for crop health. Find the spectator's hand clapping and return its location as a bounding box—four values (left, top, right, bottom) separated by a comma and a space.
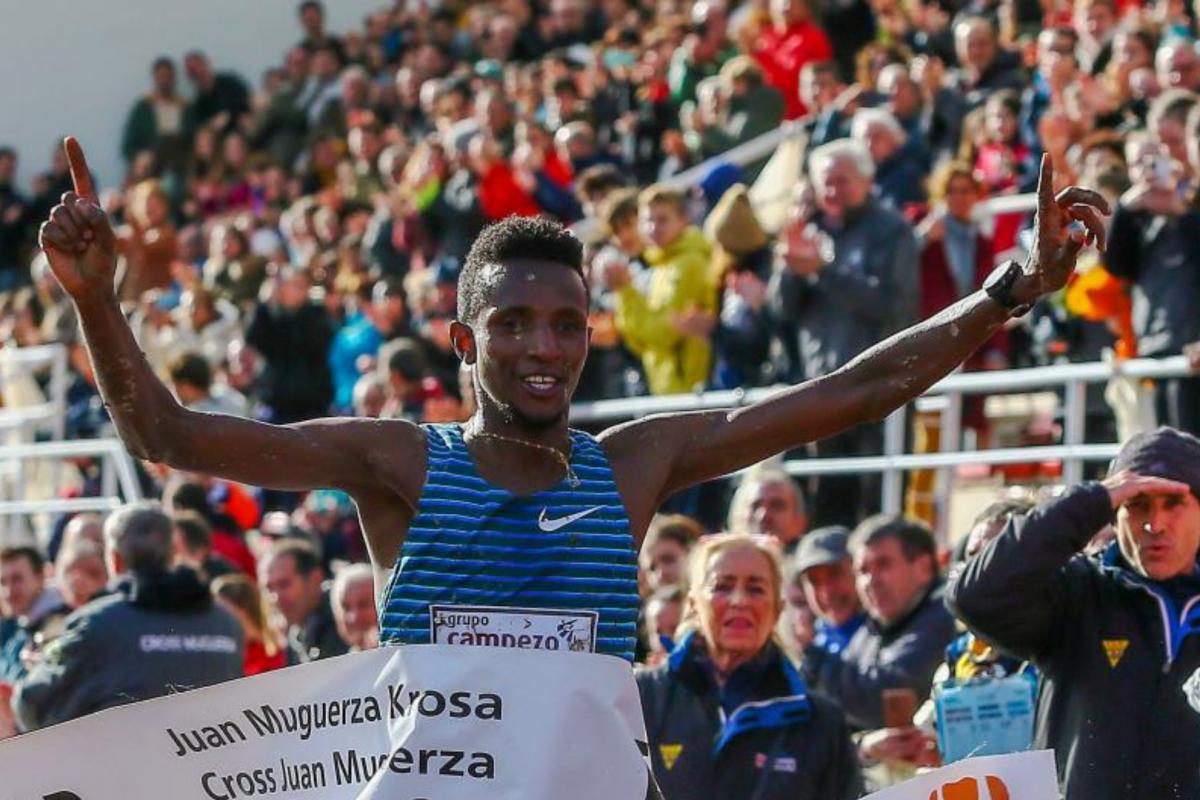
777, 221, 828, 276
1184, 341, 1200, 373
615, 112, 639, 137
730, 271, 767, 311
916, 207, 946, 243
859, 726, 930, 765
671, 308, 717, 339
911, 55, 945, 100
597, 254, 632, 290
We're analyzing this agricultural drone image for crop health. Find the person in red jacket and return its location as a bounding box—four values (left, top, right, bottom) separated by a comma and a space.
749, 0, 834, 119
916, 162, 1008, 373
909, 161, 1007, 503
469, 133, 541, 221
213, 573, 288, 675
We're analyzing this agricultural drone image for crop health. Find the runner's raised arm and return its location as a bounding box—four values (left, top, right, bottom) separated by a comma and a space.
37, 138, 423, 501
601, 155, 1110, 505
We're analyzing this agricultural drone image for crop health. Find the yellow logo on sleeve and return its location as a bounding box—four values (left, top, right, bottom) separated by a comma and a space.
659, 744, 683, 770
1102, 639, 1129, 668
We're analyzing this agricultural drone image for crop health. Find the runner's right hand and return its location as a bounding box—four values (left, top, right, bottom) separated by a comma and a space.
38, 137, 118, 302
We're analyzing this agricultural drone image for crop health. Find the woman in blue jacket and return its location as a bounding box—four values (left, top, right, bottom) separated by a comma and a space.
636, 533, 863, 800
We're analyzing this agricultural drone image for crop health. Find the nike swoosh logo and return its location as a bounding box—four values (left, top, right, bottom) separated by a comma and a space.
538, 506, 603, 532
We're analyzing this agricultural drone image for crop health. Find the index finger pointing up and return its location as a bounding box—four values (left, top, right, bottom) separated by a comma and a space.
63, 137, 96, 201
1037, 152, 1053, 215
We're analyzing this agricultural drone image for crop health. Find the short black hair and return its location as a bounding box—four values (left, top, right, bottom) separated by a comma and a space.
552, 76, 579, 96
152, 56, 175, 72
386, 339, 428, 381
849, 514, 938, 567
0, 545, 45, 575
442, 76, 472, 102
576, 164, 627, 203
164, 478, 212, 518
458, 216, 585, 323
272, 540, 322, 577
172, 511, 212, 555
168, 352, 213, 392
299, 0, 324, 15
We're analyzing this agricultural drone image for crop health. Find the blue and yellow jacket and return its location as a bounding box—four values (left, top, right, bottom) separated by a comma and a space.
635, 632, 862, 800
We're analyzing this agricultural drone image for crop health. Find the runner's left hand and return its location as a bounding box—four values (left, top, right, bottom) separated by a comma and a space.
1012, 154, 1110, 305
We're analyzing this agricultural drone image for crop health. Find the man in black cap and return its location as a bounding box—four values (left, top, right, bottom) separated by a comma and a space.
949, 426, 1200, 800
793, 526, 865, 657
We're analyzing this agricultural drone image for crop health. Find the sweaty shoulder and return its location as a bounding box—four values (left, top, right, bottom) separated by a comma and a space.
336, 417, 430, 579
351, 417, 429, 504
598, 417, 690, 543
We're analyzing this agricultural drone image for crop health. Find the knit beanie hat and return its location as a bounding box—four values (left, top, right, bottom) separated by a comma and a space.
1110, 426, 1200, 499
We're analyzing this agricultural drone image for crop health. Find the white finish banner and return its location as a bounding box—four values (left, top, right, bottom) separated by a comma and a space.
864, 751, 1059, 800
0, 645, 653, 800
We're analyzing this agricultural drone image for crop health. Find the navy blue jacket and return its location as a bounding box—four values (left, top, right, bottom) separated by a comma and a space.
948, 483, 1200, 799
637, 634, 862, 800
14, 568, 243, 731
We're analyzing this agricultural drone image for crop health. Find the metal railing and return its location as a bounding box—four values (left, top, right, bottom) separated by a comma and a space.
574, 356, 1193, 525
0, 343, 69, 442
0, 439, 143, 542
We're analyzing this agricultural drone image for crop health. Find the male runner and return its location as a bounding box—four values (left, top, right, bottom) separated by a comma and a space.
39, 138, 1106, 661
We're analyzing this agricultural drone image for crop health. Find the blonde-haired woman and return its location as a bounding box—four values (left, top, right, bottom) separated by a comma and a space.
636, 533, 862, 800
212, 574, 287, 676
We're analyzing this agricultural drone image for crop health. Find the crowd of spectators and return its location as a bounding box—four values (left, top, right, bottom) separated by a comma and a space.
0, 0, 1197, 526
4, 0, 1200, 794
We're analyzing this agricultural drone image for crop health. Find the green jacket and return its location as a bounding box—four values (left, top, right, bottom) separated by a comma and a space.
699, 83, 785, 159
668, 44, 738, 106
616, 227, 715, 395
121, 95, 194, 165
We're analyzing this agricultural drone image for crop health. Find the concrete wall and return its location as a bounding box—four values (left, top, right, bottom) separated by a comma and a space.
0, 0, 383, 192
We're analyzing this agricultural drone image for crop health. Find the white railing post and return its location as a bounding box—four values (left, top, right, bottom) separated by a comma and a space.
1062, 379, 1088, 485
881, 407, 906, 514
936, 390, 963, 538
49, 345, 68, 441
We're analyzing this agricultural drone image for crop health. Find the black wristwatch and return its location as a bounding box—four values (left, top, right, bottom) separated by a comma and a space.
982, 260, 1033, 318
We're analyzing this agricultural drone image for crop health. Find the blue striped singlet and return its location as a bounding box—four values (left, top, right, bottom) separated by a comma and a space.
379, 423, 640, 661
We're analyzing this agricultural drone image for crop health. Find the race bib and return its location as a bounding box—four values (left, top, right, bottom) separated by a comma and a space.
430, 604, 598, 653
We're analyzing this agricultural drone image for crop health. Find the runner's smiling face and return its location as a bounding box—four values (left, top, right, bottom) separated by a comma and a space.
463, 259, 590, 430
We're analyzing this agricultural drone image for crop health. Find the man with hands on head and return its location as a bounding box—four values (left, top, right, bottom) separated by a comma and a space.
948, 427, 1200, 799
39, 136, 1105, 665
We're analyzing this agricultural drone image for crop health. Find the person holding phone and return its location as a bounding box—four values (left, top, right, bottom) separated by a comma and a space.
1105, 131, 1200, 434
